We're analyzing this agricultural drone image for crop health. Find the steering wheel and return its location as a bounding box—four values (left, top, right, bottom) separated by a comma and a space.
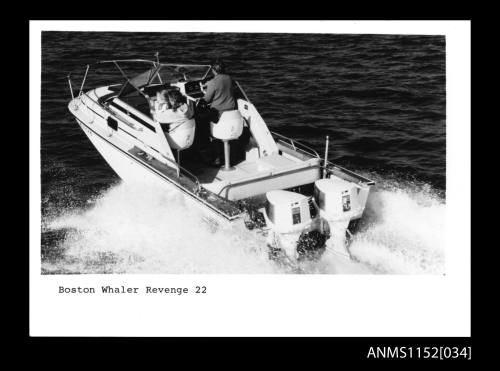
199, 80, 208, 94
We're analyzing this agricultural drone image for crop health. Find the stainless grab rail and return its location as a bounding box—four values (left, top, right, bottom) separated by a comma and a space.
270, 131, 320, 159
178, 166, 202, 192
234, 80, 251, 103
323, 159, 376, 186
270, 132, 375, 186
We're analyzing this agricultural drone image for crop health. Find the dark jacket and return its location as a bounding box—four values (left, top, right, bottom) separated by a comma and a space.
203, 73, 236, 113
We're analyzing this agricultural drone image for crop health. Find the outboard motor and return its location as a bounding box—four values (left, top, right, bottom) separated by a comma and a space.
262, 190, 330, 260
314, 178, 370, 221
313, 178, 369, 257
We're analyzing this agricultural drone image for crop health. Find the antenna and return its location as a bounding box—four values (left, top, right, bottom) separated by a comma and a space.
67, 74, 74, 99
323, 135, 329, 179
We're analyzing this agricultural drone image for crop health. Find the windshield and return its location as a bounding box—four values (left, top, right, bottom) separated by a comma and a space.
117, 63, 212, 97
156, 64, 212, 83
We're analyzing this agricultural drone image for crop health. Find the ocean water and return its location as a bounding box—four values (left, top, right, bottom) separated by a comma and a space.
40, 31, 446, 274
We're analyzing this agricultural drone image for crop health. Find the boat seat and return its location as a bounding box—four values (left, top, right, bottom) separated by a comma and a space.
210, 110, 244, 141
210, 110, 244, 171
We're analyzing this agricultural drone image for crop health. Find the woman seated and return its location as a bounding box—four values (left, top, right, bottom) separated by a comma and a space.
152, 90, 194, 127
155, 89, 170, 112
156, 90, 196, 151
147, 89, 168, 114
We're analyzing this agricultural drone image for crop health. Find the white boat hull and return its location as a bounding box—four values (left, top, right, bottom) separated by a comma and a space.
67, 78, 375, 254
75, 117, 236, 228
77, 119, 166, 187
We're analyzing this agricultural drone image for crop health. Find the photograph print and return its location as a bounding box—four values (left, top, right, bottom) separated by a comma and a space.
40, 28, 446, 274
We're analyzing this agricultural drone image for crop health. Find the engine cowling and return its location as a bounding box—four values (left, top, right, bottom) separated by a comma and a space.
314, 178, 368, 222
263, 190, 330, 260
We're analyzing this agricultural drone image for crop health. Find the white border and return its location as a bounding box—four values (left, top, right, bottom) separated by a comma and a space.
30, 21, 470, 337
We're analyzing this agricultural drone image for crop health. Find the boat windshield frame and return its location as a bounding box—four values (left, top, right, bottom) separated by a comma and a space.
155, 63, 213, 85
71, 59, 212, 99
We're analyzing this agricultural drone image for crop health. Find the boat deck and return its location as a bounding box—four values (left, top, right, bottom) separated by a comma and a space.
181, 152, 300, 185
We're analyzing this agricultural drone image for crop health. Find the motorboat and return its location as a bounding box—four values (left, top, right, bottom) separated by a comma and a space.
67, 56, 375, 260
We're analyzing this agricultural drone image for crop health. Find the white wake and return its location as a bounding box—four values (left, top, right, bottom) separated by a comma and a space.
42, 179, 445, 274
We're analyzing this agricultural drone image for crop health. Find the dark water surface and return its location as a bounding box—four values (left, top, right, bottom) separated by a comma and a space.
40, 32, 446, 274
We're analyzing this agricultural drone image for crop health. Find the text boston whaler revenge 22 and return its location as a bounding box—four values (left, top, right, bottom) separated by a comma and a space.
67, 56, 375, 262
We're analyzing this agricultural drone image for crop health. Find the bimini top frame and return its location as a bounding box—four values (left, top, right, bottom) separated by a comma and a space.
67, 57, 212, 100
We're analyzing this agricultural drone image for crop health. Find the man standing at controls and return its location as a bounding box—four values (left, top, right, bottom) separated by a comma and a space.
195, 58, 237, 166
202, 58, 236, 117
